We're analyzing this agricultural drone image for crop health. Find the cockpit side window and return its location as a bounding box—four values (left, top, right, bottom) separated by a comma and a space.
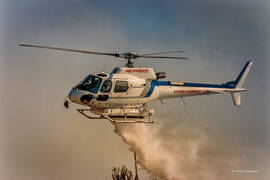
100, 80, 112, 93
77, 75, 102, 93
114, 81, 128, 93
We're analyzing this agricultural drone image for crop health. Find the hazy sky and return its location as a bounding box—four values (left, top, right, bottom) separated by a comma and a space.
0, 0, 269, 179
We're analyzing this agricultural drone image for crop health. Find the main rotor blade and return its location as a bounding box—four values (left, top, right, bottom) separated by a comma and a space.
19, 44, 119, 57
137, 55, 188, 60
139, 50, 185, 56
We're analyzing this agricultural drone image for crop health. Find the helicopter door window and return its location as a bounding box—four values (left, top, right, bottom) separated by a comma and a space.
114, 81, 128, 93
100, 80, 112, 93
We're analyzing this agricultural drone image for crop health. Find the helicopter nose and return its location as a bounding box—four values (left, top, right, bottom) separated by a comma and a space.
68, 89, 93, 105
68, 89, 81, 103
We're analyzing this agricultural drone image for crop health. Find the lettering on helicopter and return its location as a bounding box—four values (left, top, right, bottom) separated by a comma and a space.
173, 89, 207, 94
125, 69, 149, 73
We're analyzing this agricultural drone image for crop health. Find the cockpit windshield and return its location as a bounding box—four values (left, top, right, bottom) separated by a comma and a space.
77, 75, 102, 93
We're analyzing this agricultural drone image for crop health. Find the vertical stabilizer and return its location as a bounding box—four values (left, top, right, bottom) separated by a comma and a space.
234, 61, 253, 88
231, 61, 253, 106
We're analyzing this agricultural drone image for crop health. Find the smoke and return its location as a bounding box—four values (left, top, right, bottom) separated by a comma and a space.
115, 123, 184, 179
114, 118, 262, 180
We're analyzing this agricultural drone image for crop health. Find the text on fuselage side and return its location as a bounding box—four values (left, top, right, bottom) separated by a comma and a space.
125, 69, 149, 73
173, 89, 207, 94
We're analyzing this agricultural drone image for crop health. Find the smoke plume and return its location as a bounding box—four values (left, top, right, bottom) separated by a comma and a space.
114, 119, 261, 180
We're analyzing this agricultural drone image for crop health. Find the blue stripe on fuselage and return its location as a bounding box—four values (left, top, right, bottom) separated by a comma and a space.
144, 80, 232, 97
145, 80, 175, 97
145, 80, 159, 97
182, 82, 224, 88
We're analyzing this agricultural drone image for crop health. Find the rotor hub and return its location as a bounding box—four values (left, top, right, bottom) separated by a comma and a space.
123, 52, 137, 68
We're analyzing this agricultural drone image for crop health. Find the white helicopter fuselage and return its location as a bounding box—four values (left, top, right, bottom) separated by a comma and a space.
68, 61, 252, 115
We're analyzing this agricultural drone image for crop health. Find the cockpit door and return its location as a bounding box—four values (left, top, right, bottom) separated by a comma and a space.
96, 79, 112, 101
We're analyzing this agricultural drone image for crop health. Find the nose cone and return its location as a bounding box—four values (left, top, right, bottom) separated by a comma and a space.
68, 89, 93, 105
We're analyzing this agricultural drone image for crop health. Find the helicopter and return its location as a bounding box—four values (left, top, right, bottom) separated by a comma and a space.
19, 44, 253, 123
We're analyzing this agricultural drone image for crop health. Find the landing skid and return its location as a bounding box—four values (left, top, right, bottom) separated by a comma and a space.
77, 109, 154, 123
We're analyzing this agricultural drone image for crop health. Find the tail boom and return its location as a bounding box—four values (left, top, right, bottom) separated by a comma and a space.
154, 61, 253, 106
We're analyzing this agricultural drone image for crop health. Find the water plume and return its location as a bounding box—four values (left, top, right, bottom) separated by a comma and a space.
114, 120, 257, 180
